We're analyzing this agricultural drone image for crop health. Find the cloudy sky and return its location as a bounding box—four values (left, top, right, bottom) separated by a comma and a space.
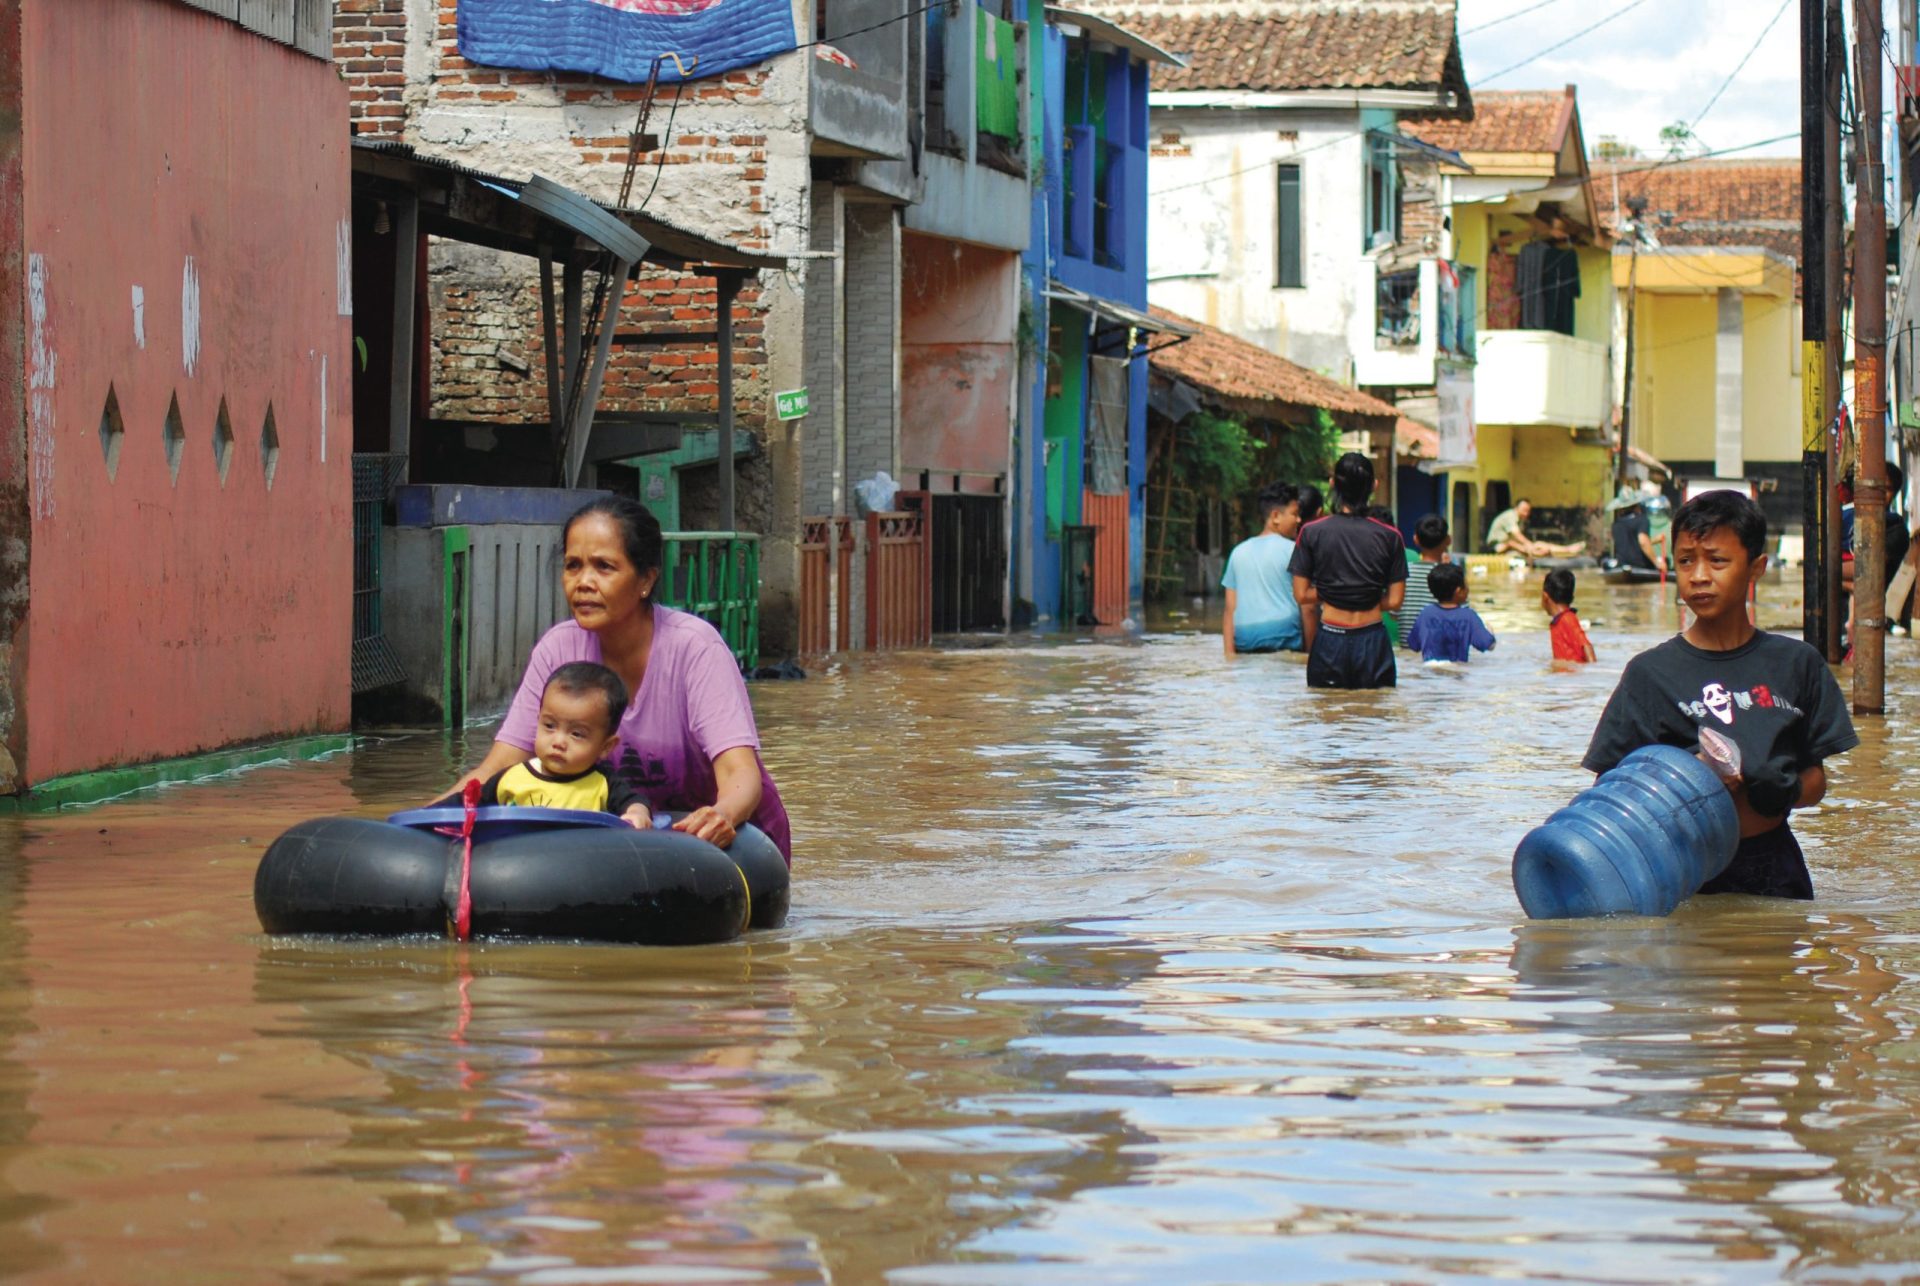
1455, 0, 1803, 160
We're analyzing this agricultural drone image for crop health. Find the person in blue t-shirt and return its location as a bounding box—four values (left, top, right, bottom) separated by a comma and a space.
1406, 562, 1497, 663
1221, 481, 1305, 658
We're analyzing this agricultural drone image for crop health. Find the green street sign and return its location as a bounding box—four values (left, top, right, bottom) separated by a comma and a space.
775, 388, 810, 420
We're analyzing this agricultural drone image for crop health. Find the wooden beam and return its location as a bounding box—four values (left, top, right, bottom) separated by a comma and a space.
563, 261, 635, 488
539, 252, 564, 447
388, 195, 420, 476
716, 273, 740, 531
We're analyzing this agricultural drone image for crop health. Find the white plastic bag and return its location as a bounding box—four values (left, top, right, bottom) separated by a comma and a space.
853, 471, 899, 515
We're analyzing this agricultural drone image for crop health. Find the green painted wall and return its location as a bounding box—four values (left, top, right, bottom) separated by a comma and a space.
1043, 320, 1087, 537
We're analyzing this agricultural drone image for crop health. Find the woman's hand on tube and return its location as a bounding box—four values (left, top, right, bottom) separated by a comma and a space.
675, 806, 737, 848
671, 746, 765, 849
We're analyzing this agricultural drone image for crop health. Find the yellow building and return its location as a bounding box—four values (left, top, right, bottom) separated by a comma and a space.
1407, 88, 1614, 551
1597, 159, 1805, 532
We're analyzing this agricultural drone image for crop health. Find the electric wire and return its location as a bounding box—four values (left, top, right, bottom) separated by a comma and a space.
1477, 0, 1652, 84
1462, 0, 1574, 37
1686, 0, 1793, 137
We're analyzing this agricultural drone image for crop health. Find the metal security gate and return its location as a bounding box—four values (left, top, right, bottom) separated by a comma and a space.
931, 494, 1005, 633
1081, 489, 1130, 625
351, 453, 409, 693
658, 532, 761, 670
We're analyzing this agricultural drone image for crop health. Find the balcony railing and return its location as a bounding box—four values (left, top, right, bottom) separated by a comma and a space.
1473, 329, 1609, 429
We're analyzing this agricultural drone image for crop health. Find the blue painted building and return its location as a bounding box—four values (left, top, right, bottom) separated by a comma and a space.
1015, 7, 1187, 627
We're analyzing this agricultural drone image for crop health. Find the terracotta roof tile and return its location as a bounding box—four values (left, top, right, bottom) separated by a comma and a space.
1591, 158, 1800, 261
1396, 416, 1438, 458
1090, 2, 1465, 97
1405, 87, 1572, 156
1148, 306, 1399, 422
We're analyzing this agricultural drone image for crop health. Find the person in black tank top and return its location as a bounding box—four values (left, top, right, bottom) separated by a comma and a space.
1288, 453, 1408, 688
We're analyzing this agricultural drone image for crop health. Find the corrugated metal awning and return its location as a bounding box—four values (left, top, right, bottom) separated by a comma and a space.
1046, 283, 1198, 337
351, 140, 785, 273
1044, 6, 1186, 66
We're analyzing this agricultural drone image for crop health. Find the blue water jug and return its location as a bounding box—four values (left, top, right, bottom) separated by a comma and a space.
1512, 745, 1739, 919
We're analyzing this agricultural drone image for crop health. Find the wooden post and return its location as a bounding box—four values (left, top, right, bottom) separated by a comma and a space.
539, 251, 565, 450
1856, 0, 1889, 714
716, 272, 740, 531
388, 194, 420, 477
1824, 0, 1846, 659
563, 259, 633, 489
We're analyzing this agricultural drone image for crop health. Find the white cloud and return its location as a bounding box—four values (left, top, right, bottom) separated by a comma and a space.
1456, 0, 1803, 159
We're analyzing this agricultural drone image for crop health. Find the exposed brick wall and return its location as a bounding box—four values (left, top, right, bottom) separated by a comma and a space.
335, 0, 408, 139
428, 249, 769, 424
333, 0, 811, 533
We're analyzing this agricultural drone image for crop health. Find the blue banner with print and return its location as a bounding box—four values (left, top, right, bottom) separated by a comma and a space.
458, 0, 798, 85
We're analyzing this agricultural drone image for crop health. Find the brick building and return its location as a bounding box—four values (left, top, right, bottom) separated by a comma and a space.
334, 0, 815, 640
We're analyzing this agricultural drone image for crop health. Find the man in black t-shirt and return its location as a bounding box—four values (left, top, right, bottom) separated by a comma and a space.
1584, 490, 1856, 899
1606, 489, 1665, 573
1288, 453, 1408, 689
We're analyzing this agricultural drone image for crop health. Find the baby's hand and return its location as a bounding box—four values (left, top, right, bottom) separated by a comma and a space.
621, 804, 653, 830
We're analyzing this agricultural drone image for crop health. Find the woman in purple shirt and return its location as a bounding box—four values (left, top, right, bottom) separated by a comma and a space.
451, 497, 791, 863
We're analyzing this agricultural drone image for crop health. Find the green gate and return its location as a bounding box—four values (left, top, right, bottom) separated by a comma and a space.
658, 532, 760, 670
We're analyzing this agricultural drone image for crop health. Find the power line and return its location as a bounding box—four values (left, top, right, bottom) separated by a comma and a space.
1687, 0, 1792, 136
1148, 125, 1373, 196
1478, 0, 1652, 84
1593, 131, 1800, 183
798, 0, 947, 52
1462, 0, 1574, 36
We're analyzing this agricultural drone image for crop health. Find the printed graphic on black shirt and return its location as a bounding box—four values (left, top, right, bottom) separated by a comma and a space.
1583, 632, 1857, 817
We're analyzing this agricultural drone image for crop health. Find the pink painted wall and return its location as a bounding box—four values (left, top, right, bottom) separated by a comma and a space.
901, 234, 1018, 480
18, 0, 352, 783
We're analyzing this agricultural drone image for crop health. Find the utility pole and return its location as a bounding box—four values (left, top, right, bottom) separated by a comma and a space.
1855, 0, 1889, 714
1824, 0, 1847, 661
1802, 0, 1830, 656
1617, 200, 1643, 496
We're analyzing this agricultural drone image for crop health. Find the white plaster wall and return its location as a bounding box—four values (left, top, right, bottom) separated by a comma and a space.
1146, 106, 1369, 379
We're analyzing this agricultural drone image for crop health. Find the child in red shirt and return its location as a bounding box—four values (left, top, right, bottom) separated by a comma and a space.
1543, 569, 1596, 663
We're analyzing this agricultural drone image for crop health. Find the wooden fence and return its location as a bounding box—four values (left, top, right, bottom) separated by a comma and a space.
867, 491, 932, 649
798, 516, 855, 653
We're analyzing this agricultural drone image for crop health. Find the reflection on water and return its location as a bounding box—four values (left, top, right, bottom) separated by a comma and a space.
2, 574, 1920, 1280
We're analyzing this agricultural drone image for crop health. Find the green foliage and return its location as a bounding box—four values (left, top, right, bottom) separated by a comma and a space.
1658, 121, 1697, 158
1146, 407, 1346, 600
1175, 411, 1261, 498
1264, 408, 1342, 496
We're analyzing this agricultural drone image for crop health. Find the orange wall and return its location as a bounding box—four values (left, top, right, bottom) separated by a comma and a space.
19, 0, 352, 782
901, 233, 1018, 479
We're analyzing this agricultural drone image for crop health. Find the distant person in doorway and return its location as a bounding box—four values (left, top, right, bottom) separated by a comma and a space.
1583, 491, 1857, 899
1542, 569, 1597, 663
1395, 514, 1452, 646
1606, 488, 1666, 573
1486, 498, 1585, 561
1289, 453, 1407, 689
1221, 482, 1306, 658
1406, 563, 1496, 664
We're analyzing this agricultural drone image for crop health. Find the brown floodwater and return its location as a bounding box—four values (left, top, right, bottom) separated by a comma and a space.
4, 569, 1920, 1282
